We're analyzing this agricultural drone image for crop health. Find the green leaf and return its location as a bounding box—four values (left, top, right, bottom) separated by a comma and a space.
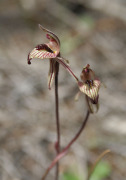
90, 161, 111, 180
62, 171, 81, 180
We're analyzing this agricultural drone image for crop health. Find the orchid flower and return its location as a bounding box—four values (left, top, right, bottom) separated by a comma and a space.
77, 64, 101, 113
27, 24, 78, 89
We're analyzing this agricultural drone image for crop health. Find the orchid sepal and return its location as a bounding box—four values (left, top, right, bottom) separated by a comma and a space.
48, 59, 56, 90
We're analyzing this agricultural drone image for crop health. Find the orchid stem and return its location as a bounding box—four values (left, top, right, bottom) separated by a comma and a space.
42, 110, 90, 180
55, 61, 60, 180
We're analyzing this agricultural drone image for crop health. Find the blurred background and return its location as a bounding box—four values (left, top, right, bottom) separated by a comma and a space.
0, 0, 126, 180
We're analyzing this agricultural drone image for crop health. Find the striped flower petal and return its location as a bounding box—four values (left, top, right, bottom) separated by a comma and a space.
78, 80, 101, 101
28, 47, 57, 64
48, 59, 56, 90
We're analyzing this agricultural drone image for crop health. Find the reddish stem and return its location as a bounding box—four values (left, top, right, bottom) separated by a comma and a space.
42, 110, 90, 180
55, 61, 60, 180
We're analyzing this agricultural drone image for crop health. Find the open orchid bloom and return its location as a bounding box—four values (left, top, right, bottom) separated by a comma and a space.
77, 64, 101, 113
27, 24, 78, 89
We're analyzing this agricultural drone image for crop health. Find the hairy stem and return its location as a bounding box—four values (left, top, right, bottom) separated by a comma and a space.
42, 110, 90, 180
55, 61, 60, 180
